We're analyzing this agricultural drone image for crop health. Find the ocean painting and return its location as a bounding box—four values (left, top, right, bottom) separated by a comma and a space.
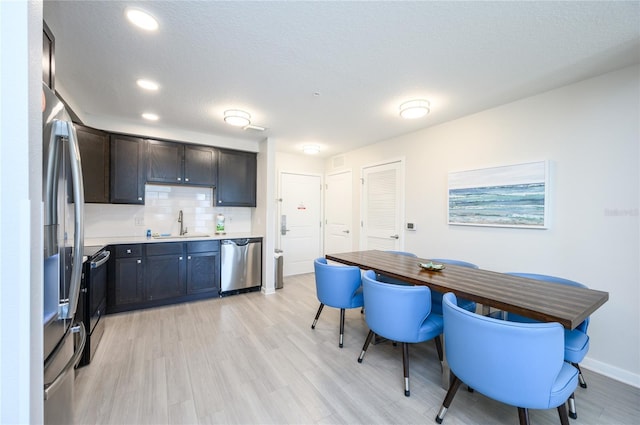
448, 161, 549, 228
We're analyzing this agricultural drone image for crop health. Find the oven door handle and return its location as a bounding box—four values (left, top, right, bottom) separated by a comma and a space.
90, 250, 110, 269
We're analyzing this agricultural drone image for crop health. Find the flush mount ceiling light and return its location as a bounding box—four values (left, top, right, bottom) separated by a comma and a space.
224, 109, 251, 127
142, 112, 159, 121
125, 8, 159, 31
399, 99, 430, 119
136, 79, 159, 91
303, 145, 320, 155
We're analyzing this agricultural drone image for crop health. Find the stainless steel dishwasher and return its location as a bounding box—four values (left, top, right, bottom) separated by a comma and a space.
220, 238, 262, 294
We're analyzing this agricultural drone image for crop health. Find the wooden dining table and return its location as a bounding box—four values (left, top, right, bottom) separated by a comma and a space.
326, 250, 609, 388
326, 250, 609, 330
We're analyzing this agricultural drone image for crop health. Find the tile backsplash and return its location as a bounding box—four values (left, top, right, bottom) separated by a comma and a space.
84, 184, 252, 238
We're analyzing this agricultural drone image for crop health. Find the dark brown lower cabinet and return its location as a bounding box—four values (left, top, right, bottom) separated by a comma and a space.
145, 242, 186, 301
107, 241, 220, 314
187, 241, 220, 294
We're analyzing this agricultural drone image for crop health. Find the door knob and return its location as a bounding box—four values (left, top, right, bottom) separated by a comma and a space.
342, 230, 350, 234
390, 234, 399, 239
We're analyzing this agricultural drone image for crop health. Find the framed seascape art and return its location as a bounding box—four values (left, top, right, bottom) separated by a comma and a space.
448, 161, 549, 229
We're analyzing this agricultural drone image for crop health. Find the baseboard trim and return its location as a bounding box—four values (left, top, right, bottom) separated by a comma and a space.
582, 357, 640, 388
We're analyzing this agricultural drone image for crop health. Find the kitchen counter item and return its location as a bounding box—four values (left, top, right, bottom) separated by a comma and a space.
84, 232, 261, 247
221, 238, 262, 294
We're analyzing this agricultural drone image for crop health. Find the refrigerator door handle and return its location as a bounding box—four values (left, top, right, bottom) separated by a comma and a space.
43, 322, 86, 400
61, 121, 85, 320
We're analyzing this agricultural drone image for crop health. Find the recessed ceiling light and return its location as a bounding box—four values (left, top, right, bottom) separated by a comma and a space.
142, 112, 159, 121
224, 110, 251, 127
399, 99, 430, 119
136, 79, 159, 91
303, 145, 320, 155
125, 8, 159, 31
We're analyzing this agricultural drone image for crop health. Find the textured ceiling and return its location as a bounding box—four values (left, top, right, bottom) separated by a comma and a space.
44, 1, 640, 158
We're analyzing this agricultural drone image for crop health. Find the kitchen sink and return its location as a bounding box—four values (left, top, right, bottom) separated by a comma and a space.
152, 234, 210, 239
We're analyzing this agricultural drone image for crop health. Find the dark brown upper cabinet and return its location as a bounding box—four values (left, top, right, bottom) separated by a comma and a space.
184, 144, 217, 186
76, 125, 109, 203
147, 140, 183, 184
110, 135, 146, 204
43, 21, 55, 90
147, 140, 217, 187
217, 149, 256, 207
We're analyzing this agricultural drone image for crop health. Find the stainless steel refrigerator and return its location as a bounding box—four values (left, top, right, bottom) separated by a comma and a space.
42, 82, 86, 424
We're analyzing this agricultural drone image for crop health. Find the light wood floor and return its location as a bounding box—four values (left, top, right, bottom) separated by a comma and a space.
74, 273, 639, 424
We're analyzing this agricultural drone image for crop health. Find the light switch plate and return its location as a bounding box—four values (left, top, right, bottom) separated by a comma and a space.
134, 217, 144, 226
406, 222, 416, 231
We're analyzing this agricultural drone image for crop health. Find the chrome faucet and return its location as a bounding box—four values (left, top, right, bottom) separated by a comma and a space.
178, 210, 188, 236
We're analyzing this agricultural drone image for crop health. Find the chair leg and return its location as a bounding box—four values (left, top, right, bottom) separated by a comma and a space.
434, 335, 444, 362
568, 392, 577, 419
573, 363, 587, 388
339, 308, 345, 348
435, 374, 462, 424
311, 303, 324, 329
358, 330, 374, 363
517, 408, 531, 425
402, 343, 410, 396
558, 402, 571, 425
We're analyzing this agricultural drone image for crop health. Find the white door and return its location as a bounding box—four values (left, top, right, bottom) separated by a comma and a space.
280, 172, 322, 276
361, 161, 404, 251
325, 170, 353, 254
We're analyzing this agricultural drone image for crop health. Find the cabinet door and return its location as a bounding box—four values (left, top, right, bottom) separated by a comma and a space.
114, 257, 144, 305
147, 140, 184, 184
184, 145, 217, 186
145, 254, 186, 301
76, 125, 109, 203
187, 251, 220, 294
217, 149, 257, 206
43, 22, 55, 90
110, 135, 145, 204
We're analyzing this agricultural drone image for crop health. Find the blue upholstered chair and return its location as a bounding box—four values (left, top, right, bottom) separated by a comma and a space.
428, 258, 478, 315
436, 293, 578, 425
311, 258, 364, 348
358, 270, 443, 397
502, 273, 591, 419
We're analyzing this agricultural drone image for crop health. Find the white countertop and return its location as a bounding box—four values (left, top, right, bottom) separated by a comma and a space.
85, 233, 261, 248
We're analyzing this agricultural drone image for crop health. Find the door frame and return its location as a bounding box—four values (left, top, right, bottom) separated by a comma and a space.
359, 158, 406, 251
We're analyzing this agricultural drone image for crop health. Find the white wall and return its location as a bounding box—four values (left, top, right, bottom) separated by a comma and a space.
0, 1, 42, 423
254, 138, 277, 293
327, 65, 640, 386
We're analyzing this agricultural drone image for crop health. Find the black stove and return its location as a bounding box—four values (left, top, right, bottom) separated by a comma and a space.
75, 245, 109, 367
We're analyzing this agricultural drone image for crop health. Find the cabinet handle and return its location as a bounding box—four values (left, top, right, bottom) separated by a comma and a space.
126, 249, 131, 254
177, 177, 181, 181
185, 178, 190, 182
218, 200, 222, 204
179, 256, 183, 260
138, 197, 143, 201
187, 256, 191, 260
137, 259, 141, 264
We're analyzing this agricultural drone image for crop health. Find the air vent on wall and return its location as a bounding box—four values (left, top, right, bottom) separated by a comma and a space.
332, 155, 345, 168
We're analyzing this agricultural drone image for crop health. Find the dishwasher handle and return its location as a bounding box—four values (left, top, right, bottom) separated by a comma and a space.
221, 239, 257, 247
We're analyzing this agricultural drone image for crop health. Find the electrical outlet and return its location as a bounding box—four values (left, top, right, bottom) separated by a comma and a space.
134, 217, 144, 226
